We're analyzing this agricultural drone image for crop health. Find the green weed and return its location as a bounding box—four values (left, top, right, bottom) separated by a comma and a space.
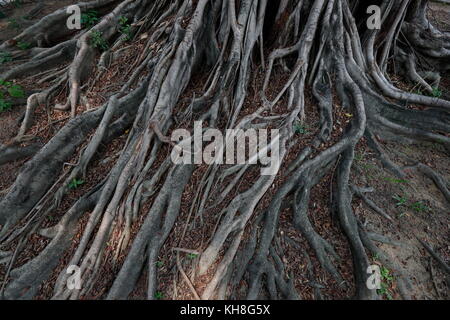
0, 52, 13, 64
392, 194, 407, 207
7, 84, 24, 98
377, 266, 394, 300
118, 16, 132, 41
411, 201, 429, 213
377, 282, 393, 300
68, 178, 84, 189
12, 0, 23, 8
17, 41, 31, 50
0, 79, 25, 112
294, 122, 308, 135
90, 30, 108, 51
383, 177, 409, 184
431, 87, 442, 98
0, 98, 12, 113
415, 87, 442, 98
392, 194, 430, 214
7, 18, 21, 30
81, 10, 99, 28
354, 152, 365, 162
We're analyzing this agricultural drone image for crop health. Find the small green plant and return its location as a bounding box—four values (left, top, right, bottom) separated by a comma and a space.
0, 98, 12, 113
360, 163, 376, 171
377, 266, 394, 300
0, 80, 25, 112
154, 291, 163, 299
294, 122, 308, 135
0, 79, 12, 87
383, 177, 409, 184
380, 266, 394, 282
415, 87, 442, 98
431, 87, 442, 98
392, 194, 407, 207
12, 0, 24, 8
372, 257, 395, 300
392, 194, 430, 214
17, 41, 31, 50
187, 253, 198, 259
118, 16, 132, 41
411, 201, 429, 213
68, 178, 84, 189
156, 261, 164, 268
7, 18, 21, 30
81, 10, 99, 28
0, 52, 13, 64
7, 84, 24, 98
90, 30, 108, 51
119, 16, 128, 26
354, 152, 365, 162
377, 282, 393, 300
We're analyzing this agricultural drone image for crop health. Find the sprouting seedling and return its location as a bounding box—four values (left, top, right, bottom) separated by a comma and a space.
0, 80, 25, 112
81, 10, 99, 28
383, 177, 409, 184
416, 87, 442, 98
118, 16, 132, 41
187, 253, 198, 259
380, 266, 394, 282
376, 266, 394, 300
90, 30, 109, 51
411, 201, 429, 213
0, 98, 12, 113
17, 41, 31, 50
293, 122, 308, 135
0, 52, 13, 64
154, 291, 163, 299
7, 18, 21, 30
354, 152, 368, 163
119, 16, 128, 25
377, 282, 393, 300
12, 0, 23, 8
392, 194, 407, 207
156, 261, 164, 268
431, 87, 442, 98
7, 84, 24, 98
68, 178, 84, 189
0, 79, 11, 87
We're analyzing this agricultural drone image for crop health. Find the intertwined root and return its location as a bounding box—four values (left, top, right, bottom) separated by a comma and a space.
0, 0, 449, 300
